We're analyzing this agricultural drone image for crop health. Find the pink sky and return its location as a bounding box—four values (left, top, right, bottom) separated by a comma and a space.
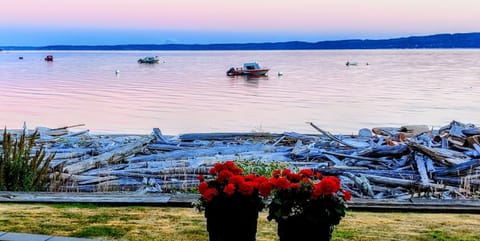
1, 0, 479, 45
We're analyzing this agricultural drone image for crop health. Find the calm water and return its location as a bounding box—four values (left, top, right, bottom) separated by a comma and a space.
1, 50, 480, 135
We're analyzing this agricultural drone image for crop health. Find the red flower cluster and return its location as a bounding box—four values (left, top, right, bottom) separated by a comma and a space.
198, 161, 270, 203
266, 168, 351, 224
267, 168, 351, 201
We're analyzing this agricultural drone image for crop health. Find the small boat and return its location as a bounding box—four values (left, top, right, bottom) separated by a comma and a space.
44, 55, 53, 61
138, 56, 159, 64
226, 62, 269, 76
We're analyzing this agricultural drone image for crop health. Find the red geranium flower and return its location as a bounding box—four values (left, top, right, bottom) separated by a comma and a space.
255, 175, 268, 184
244, 174, 257, 182
259, 182, 273, 197
287, 173, 301, 182
229, 175, 245, 185
274, 177, 290, 190
203, 188, 218, 202
209, 163, 222, 175
224, 161, 236, 169
343, 190, 352, 201
320, 176, 341, 194
224, 183, 236, 196
198, 182, 209, 194
299, 169, 313, 178
238, 181, 255, 196
217, 170, 234, 183
281, 169, 291, 177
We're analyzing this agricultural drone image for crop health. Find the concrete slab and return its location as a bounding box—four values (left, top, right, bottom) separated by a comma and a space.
0, 232, 51, 241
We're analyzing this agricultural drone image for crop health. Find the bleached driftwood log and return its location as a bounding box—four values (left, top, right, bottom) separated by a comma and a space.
63, 136, 153, 174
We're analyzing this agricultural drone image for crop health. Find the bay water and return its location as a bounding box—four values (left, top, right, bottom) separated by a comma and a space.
1, 50, 479, 135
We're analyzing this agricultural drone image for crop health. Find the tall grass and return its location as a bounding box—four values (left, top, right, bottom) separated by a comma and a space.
0, 128, 55, 191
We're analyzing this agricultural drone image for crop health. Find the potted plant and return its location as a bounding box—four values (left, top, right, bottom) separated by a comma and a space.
196, 161, 272, 241
267, 168, 351, 241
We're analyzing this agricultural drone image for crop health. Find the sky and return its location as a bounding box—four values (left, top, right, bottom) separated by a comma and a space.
1, 0, 479, 46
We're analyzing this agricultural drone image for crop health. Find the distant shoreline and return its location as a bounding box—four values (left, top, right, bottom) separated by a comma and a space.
1, 32, 479, 51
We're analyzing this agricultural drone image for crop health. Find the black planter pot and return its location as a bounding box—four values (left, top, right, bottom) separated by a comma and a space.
277, 215, 334, 241
205, 198, 260, 241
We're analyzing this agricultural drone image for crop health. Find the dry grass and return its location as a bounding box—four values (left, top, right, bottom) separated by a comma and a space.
1, 204, 480, 241
338, 212, 480, 241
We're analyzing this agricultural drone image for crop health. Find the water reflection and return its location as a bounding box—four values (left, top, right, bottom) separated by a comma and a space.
226, 75, 269, 87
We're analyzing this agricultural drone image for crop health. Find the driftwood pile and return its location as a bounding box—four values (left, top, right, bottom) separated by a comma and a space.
2, 121, 480, 200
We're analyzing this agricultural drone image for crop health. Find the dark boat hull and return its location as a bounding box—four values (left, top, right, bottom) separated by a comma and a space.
226, 68, 269, 76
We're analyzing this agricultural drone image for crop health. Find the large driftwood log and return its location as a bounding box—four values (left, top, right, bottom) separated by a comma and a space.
433, 159, 480, 176
57, 173, 102, 182
408, 142, 470, 166
415, 153, 432, 186
48, 149, 88, 159
308, 122, 358, 148
321, 150, 390, 164
364, 174, 418, 187
63, 136, 153, 174
434, 176, 480, 187
363, 174, 458, 192
78, 176, 119, 185
49, 124, 86, 131
358, 144, 409, 158
50, 157, 85, 170
126, 151, 292, 170
147, 144, 185, 151
178, 132, 280, 141
127, 144, 288, 163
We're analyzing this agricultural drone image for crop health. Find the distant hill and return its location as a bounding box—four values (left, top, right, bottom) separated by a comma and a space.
2, 32, 480, 50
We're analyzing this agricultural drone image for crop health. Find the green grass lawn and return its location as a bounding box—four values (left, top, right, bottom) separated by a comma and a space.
1, 203, 480, 241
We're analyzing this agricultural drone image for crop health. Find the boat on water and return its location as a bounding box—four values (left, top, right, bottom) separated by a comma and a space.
138, 56, 160, 64
44, 55, 53, 61
226, 62, 269, 76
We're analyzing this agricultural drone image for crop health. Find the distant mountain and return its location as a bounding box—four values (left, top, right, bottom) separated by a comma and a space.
2, 32, 480, 50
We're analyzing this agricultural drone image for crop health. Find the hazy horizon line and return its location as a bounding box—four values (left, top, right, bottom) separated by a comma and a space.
1, 31, 478, 48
